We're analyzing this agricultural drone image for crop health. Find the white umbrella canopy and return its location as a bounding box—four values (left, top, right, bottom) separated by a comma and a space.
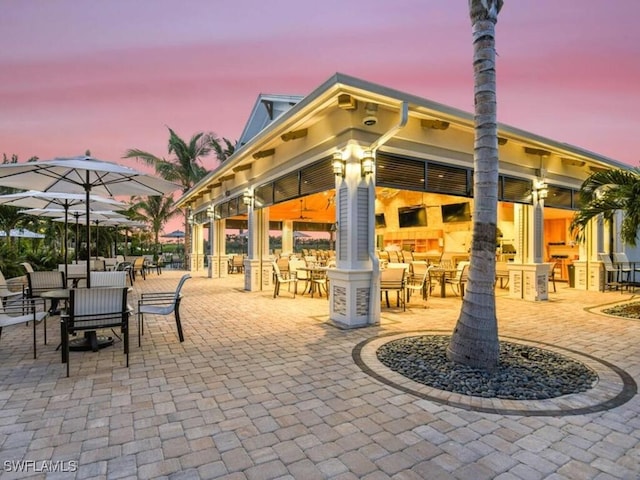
0, 190, 127, 211
0, 156, 178, 197
161, 229, 185, 239
0, 156, 179, 286
0, 191, 128, 274
0, 228, 45, 239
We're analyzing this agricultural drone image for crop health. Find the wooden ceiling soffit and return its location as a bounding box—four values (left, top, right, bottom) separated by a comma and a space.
524, 147, 551, 157
253, 148, 275, 159
232, 163, 252, 173
421, 119, 450, 130
220, 174, 235, 182
281, 128, 308, 142
208, 182, 222, 189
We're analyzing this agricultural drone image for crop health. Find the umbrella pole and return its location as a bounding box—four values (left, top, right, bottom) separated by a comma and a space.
63, 203, 69, 281
74, 214, 80, 263
85, 180, 91, 288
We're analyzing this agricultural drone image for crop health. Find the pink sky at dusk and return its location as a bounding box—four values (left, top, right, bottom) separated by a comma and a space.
1, 1, 639, 233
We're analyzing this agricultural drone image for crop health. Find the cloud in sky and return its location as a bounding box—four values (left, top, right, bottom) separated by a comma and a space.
1, 0, 638, 169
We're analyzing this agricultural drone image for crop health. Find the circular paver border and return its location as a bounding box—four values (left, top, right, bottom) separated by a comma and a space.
353, 330, 637, 416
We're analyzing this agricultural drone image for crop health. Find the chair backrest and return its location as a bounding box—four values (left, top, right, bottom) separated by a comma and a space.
0, 269, 10, 289
276, 257, 289, 273
272, 261, 286, 281
401, 251, 414, 263
380, 267, 405, 287
289, 259, 309, 279
454, 261, 470, 280
410, 261, 429, 277
173, 274, 192, 301
92, 259, 107, 271
439, 258, 454, 270
407, 265, 430, 288
598, 253, 617, 272
90, 271, 128, 287
116, 255, 125, 263
27, 271, 66, 297
612, 252, 631, 267
232, 255, 244, 266
132, 257, 145, 270
69, 286, 129, 330
21, 262, 34, 273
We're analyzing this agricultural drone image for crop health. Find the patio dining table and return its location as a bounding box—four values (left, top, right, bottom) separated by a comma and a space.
41, 288, 115, 353
428, 267, 458, 298
297, 265, 330, 298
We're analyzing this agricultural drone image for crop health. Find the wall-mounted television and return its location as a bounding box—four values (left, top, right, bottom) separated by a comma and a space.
441, 202, 471, 223
375, 213, 387, 228
398, 206, 428, 228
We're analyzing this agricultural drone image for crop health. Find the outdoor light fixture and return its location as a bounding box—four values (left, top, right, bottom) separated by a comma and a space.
332, 152, 345, 177
533, 180, 549, 200
242, 190, 253, 206
361, 150, 375, 176
188, 213, 195, 225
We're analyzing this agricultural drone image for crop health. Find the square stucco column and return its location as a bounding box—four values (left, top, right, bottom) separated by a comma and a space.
573, 260, 604, 291
328, 268, 377, 328
328, 145, 380, 328
211, 255, 229, 278
245, 258, 273, 291
508, 263, 550, 301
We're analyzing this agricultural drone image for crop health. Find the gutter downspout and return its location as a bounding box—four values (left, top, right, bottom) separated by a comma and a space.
369, 101, 409, 324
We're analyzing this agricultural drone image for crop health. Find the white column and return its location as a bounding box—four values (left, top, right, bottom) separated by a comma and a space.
328, 146, 376, 328
282, 220, 294, 255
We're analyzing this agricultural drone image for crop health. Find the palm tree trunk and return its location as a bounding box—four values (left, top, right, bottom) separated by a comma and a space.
446, 0, 503, 370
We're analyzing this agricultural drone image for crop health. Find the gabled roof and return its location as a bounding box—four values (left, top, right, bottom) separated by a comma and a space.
177, 72, 629, 209
237, 94, 303, 148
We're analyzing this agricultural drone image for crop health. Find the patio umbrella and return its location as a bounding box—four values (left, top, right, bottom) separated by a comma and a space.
101, 218, 147, 257
0, 228, 45, 239
161, 229, 185, 239
0, 191, 127, 278
162, 230, 186, 254
0, 156, 179, 286
51, 212, 130, 260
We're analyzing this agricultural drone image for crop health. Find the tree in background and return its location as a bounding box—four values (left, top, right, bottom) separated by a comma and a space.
129, 195, 180, 258
210, 137, 235, 163
447, 0, 504, 370
123, 127, 232, 256
570, 168, 640, 246
0, 154, 39, 245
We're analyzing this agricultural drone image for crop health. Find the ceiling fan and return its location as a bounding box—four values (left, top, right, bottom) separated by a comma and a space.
297, 199, 313, 219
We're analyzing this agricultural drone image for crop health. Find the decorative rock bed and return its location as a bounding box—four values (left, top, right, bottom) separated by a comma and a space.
376, 335, 598, 400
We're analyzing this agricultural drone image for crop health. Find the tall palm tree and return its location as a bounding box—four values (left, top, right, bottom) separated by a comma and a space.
130, 195, 180, 256
123, 127, 218, 257
210, 136, 236, 163
446, 0, 504, 370
570, 168, 640, 246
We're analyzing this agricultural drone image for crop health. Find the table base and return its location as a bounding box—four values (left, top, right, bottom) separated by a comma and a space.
68, 332, 114, 351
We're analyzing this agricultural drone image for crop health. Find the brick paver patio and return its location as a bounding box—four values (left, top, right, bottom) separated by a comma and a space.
0, 269, 638, 479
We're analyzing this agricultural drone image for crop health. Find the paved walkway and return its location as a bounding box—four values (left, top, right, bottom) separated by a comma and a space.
0, 270, 638, 479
